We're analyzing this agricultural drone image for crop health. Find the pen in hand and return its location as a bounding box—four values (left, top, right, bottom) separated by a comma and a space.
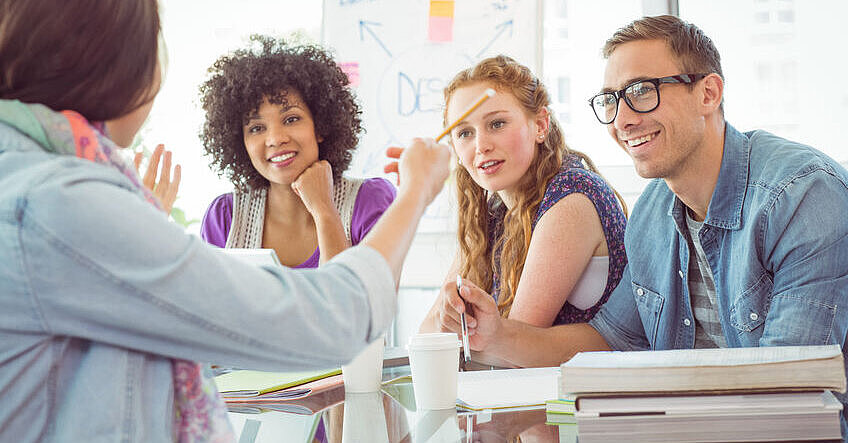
457, 275, 471, 369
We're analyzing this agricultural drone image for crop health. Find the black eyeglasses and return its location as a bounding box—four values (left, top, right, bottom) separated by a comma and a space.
588, 73, 708, 124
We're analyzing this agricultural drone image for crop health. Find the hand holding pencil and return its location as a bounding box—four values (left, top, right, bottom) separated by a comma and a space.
385, 138, 451, 206
384, 88, 495, 182
450, 277, 503, 354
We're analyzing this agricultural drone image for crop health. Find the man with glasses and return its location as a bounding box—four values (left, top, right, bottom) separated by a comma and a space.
454, 14, 848, 433
585, 14, 848, 360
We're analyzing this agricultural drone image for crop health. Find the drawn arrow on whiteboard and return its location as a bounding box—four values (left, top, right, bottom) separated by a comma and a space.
476, 20, 514, 58
359, 20, 393, 58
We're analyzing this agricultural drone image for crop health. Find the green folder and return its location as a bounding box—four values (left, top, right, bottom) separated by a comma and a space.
215, 368, 341, 397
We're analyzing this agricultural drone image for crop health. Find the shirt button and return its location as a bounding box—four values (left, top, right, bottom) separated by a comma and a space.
678, 270, 684, 279
683, 318, 691, 326
750, 312, 759, 321
636, 288, 645, 296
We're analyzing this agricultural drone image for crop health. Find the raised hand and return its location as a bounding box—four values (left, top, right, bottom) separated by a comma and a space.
134, 144, 181, 214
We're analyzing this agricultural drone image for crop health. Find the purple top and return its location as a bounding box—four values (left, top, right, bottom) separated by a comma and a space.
200, 178, 396, 268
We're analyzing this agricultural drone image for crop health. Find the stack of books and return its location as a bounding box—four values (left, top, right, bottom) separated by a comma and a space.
560, 345, 846, 443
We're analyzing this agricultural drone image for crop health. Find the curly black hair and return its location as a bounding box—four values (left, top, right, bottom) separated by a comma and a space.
199, 35, 363, 190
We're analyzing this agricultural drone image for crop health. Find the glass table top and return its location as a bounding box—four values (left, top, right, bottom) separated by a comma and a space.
226, 366, 573, 443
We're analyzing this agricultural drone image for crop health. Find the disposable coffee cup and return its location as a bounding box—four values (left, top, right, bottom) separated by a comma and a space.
342, 336, 385, 393
407, 333, 461, 410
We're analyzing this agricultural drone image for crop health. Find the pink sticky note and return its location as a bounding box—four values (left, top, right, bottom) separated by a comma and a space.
339, 62, 360, 87
428, 16, 453, 42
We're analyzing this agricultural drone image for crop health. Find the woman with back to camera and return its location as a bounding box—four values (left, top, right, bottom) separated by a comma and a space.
199, 36, 395, 265
0, 0, 450, 441
419, 56, 628, 368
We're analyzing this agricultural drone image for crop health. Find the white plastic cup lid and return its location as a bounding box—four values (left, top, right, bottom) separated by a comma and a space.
407, 333, 462, 351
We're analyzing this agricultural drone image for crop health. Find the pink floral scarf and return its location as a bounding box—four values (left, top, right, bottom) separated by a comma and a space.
0, 100, 235, 442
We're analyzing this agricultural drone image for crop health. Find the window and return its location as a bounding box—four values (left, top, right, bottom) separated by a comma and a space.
557, 0, 568, 18
680, 0, 847, 163
777, 9, 794, 23
543, 0, 648, 208
557, 76, 571, 104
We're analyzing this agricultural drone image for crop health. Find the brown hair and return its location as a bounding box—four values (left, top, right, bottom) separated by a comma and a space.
603, 15, 723, 111
444, 55, 626, 317
0, 0, 162, 122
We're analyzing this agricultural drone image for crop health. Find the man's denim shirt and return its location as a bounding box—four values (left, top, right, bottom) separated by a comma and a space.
589, 124, 848, 431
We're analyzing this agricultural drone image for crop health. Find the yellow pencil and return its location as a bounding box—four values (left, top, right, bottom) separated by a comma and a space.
435, 88, 496, 142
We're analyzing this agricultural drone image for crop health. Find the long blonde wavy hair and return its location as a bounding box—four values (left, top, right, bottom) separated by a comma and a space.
445, 55, 626, 317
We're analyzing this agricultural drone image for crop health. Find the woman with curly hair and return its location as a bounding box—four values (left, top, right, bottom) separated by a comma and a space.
419, 56, 628, 368
199, 36, 395, 266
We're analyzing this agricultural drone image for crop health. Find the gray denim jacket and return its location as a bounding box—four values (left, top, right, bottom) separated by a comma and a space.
0, 122, 396, 442
590, 124, 848, 437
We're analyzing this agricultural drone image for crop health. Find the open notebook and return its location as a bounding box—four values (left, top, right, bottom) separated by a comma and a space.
456, 367, 560, 411
215, 368, 341, 399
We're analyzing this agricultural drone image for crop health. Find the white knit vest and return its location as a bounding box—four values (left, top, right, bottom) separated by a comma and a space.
224, 177, 364, 249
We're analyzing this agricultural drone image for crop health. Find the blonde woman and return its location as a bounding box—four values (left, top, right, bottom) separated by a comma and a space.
420, 56, 627, 368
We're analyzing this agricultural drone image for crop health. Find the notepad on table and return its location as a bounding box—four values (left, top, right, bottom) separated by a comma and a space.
215, 368, 341, 399
456, 367, 559, 411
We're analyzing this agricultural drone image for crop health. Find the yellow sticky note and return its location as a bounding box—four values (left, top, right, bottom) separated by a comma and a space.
429, 0, 455, 18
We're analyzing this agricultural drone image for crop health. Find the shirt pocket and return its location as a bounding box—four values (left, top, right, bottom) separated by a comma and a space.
763, 294, 837, 344
632, 282, 664, 346
729, 273, 771, 334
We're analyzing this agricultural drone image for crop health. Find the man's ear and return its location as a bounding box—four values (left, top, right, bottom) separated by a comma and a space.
701, 73, 724, 114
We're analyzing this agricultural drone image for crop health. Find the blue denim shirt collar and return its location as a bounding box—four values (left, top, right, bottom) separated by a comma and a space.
669, 123, 749, 232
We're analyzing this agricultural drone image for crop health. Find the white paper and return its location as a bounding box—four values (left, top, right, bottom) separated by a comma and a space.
456, 367, 560, 410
